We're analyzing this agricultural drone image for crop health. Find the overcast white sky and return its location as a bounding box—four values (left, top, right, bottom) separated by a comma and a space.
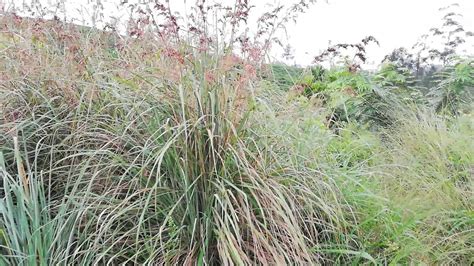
275, 0, 474, 66
5, 0, 474, 67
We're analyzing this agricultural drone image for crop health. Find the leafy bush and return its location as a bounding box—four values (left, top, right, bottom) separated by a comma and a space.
431, 59, 474, 114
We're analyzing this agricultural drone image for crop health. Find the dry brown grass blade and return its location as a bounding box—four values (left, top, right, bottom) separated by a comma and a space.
13, 136, 29, 199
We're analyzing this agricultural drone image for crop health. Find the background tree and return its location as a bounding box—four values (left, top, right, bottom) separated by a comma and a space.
425, 4, 473, 66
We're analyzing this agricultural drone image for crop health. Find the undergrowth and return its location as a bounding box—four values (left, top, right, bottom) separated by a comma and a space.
0, 2, 473, 265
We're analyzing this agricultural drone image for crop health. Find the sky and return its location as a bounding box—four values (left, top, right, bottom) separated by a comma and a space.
273, 0, 474, 66
4, 0, 474, 67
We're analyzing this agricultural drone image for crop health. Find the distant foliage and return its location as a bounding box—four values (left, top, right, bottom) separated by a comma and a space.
314, 36, 379, 70
431, 59, 474, 114
385, 3, 473, 84
267, 63, 305, 90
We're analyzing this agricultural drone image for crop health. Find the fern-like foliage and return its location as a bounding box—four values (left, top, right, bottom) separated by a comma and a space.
431, 59, 474, 114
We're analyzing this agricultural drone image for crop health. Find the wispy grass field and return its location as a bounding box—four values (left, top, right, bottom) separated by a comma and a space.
0, 11, 473, 265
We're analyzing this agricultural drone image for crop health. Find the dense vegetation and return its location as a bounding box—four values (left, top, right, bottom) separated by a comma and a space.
0, 1, 473, 265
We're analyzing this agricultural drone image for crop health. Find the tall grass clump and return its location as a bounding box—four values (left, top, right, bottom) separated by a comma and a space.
0, 1, 357, 264
360, 109, 473, 264
255, 84, 473, 264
